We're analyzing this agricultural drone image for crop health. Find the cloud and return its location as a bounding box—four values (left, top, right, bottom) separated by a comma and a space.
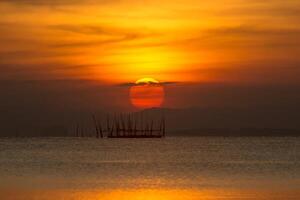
219, 5, 300, 18
118, 81, 179, 87
0, 0, 118, 6
175, 25, 300, 49
49, 24, 154, 48
182, 60, 300, 85
0, 22, 151, 49
0, 50, 81, 61
204, 26, 300, 36
51, 24, 128, 36
0, 62, 100, 80
113, 25, 300, 50
51, 37, 136, 48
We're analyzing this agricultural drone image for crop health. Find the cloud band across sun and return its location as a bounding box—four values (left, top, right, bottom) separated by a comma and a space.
118, 81, 179, 87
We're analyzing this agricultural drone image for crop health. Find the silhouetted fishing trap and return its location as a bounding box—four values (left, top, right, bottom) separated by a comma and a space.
74, 113, 166, 138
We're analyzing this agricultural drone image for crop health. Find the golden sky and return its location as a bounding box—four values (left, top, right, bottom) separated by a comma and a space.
0, 0, 300, 84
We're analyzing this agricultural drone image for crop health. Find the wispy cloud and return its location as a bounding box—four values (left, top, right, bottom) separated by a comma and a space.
0, 0, 118, 6
50, 24, 131, 36
175, 25, 300, 49
204, 26, 300, 36
49, 24, 155, 48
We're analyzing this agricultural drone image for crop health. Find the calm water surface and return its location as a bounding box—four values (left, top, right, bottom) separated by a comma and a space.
0, 137, 299, 199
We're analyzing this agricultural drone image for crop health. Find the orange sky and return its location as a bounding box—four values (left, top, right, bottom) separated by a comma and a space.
1, 0, 300, 85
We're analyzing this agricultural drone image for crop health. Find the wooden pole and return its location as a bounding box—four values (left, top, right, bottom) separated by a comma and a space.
159, 118, 162, 136
128, 114, 132, 136
92, 115, 99, 138
134, 113, 137, 136
80, 123, 84, 137
116, 115, 119, 137
163, 116, 166, 137
121, 114, 126, 136
76, 122, 80, 137
141, 113, 144, 136
106, 114, 110, 137
150, 120, 153, 136
99, 120, 103, 138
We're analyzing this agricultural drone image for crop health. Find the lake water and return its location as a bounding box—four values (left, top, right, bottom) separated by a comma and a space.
0, 137, 299, 199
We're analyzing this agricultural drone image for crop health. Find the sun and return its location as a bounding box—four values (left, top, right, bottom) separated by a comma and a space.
135, 77, 159, 85
130, 77, 164, 109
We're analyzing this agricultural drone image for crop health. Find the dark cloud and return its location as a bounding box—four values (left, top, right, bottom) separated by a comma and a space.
0, 62, 100, 80
118, 81, 179, 87
185, 60, 300, 85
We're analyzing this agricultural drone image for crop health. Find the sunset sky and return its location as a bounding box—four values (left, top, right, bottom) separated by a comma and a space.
1, 0, 300, 135
1, 0, 300, 84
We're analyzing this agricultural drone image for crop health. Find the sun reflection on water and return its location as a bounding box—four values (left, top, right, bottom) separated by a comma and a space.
1, 188, 299, 200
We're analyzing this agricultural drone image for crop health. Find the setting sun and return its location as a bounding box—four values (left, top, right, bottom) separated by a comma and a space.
130, 78, 164, 109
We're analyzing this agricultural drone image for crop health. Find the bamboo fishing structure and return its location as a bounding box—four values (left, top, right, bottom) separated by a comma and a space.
74, 113, 166, 138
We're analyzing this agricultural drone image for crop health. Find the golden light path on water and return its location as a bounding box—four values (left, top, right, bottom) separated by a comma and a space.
1, 188, 299, 200
1, 137, 299, 200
